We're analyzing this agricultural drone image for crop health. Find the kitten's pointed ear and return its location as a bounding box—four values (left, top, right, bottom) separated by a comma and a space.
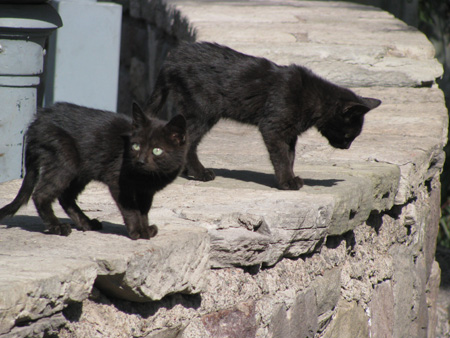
165, 114, 187, 145
132, 102, 148, 128
344, 97, 382, 116
361, 97, 382, 110
167, 114, 186, 131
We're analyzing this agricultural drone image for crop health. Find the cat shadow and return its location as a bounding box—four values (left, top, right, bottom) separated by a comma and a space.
212, 168, 278, 188
1, 215, 130, 238
303, 178, 344, 188
212, 168, 343, 188
98, 221, 129, 237
1, 215, 46, 233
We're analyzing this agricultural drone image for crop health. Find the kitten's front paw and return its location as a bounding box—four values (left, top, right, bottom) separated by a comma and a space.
88, 219, 103, 231
279, 176, 304, 190
128, 225, 158, 240
196, 168, 216, 182
46, 223, 72, 236
60, 223, 72, 236
142, 225, 158, 239
184, 167, 216, 182
128, 231, 140, 240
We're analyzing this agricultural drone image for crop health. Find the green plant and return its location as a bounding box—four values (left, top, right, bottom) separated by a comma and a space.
439, 203, 450, 248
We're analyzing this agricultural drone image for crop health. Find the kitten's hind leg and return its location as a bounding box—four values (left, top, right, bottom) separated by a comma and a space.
30, 127, 80, 235
33, 192, 71, 236
32, 159, 78, 236
58, 180, 102, 232
184, 120, 217, 181
184, 142, 216, 181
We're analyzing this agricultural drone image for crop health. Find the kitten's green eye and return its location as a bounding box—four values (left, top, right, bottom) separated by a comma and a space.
152, 148, 164, 156
131, 143, 140, 151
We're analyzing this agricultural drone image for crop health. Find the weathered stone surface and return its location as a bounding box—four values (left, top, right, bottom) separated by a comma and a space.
171, 0, 442, 87
0, 313, 66, 338
146, 326, 184, 338
202, 301, 257, 338
94, 224, 209, 302
0, 181, 210, 335
152, 86, 443, 267
427, 261, 441, 338
269, 288, 318, 338
424, 181, 441, 279
389, 244, 427, 337
153, 159, 398, 268
312, 268, 341, 318
322, 300, 369, 338
173, 189, 336, 267
0, 255, 97, 335
368, 281, 395, 338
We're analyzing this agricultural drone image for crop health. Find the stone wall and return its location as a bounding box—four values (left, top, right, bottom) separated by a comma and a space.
0, 1, 447, 338
68, 1, 446, 336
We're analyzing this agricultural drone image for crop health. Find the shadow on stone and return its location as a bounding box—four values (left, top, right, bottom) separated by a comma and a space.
1, 215, 46, 233
212, 168, 278, 188
1, 215, 130, 238
366, 211, 383, 234
98, 221, 129, 237
325, 231, 356, 253
96, 290, 202, 319
303, 178, 344, 188
62, 302, 83, 323
212, 168, 343, 188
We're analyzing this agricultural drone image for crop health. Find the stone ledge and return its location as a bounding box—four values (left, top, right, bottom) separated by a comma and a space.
0, 0, 448, 337
168, 0, 442, 87
0, 196, 209, 334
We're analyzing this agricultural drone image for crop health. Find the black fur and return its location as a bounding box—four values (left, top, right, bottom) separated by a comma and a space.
146, 42, 381, 190
0, 102, 187, 239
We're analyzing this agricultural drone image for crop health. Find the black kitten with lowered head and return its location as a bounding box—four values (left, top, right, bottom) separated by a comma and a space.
0, 102, 187, 239
146, 42, 381, 190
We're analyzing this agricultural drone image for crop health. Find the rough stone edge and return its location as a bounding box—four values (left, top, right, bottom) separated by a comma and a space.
0, 223, 210, 336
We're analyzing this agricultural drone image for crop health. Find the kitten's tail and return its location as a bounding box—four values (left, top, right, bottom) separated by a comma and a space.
0, 167, 37, 220
145, 72, 169, 117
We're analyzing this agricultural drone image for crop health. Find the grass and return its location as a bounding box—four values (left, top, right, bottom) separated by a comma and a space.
439, 202, 450, 248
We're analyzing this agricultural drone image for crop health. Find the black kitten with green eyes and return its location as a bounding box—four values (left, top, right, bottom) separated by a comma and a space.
0, 102, 187, 239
